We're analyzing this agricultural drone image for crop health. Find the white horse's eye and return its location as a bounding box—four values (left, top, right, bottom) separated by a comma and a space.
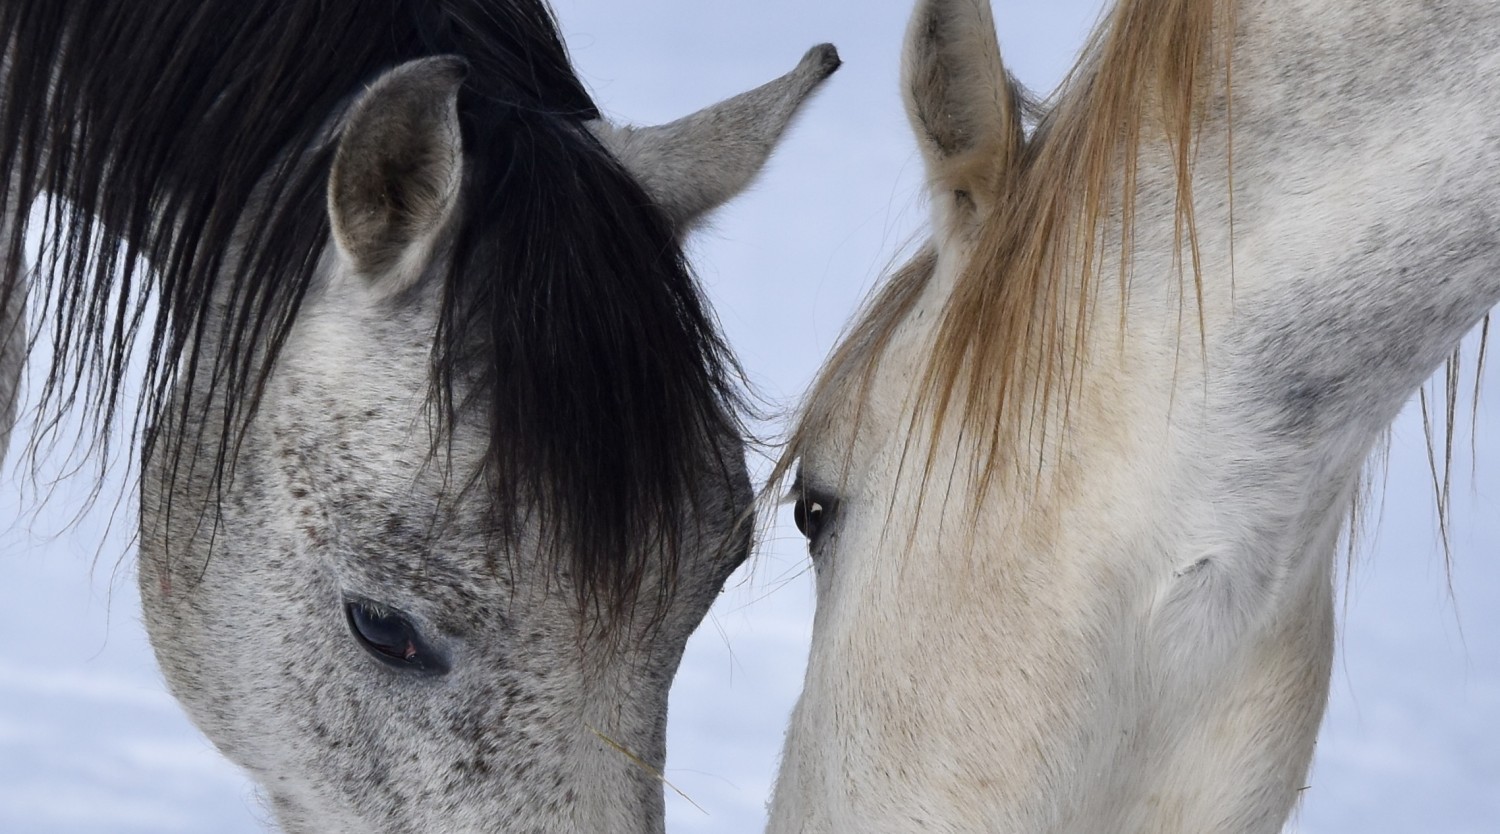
344, 598, 448, 675
793, 496, 827, 542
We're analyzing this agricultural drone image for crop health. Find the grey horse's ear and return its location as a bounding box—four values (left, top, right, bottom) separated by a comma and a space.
903, 0, 1024, 232
592, 44, 841, 233
329, 56, 467, 287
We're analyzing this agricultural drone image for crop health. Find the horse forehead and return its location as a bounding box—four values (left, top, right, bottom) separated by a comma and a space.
273, 278, 443, 437
302, 275, 436, 370
803, 251, 959, 472
265, 421, 521, 630
268, 284, 501, 543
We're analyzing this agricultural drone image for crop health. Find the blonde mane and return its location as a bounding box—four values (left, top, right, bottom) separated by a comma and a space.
785, 0, 1235, 488
784, 0, 1480, 552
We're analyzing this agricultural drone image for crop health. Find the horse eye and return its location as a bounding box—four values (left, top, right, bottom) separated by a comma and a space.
793, 496, 826, 542
344, 598, 448, 675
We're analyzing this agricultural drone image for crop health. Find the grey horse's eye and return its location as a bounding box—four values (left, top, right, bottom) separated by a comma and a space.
344, 598, 449, 675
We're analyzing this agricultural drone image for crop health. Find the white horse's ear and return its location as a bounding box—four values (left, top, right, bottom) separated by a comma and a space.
592, 44, 841, 233
328, 56, 467, 288
903, 0, 1024, 232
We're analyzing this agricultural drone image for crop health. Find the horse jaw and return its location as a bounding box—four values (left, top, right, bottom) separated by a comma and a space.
589, 44, 841, 233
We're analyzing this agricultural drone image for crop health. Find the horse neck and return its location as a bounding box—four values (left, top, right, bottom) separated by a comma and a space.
1105, 0, 1499, 821
1203, 0, 1500, 426
1074, 0, 1500, 565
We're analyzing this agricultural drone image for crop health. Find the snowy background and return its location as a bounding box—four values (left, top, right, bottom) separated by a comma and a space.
2, 1, 1497, 832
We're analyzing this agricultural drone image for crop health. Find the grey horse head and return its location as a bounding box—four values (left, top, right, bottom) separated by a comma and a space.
136, 47, 837, 833
0, 1, 838, 827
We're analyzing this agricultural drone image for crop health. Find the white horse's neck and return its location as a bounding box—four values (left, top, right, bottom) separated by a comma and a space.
1049, 0, 1500, 825
1074, 0, 1500, 632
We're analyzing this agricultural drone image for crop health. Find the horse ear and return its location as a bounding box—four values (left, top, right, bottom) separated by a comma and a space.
328, 56, 467, 288
903, 0, 1024, 234
592, 44, 841, 233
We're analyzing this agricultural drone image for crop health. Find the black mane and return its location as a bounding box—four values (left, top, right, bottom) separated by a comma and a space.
0, 0, 745, 616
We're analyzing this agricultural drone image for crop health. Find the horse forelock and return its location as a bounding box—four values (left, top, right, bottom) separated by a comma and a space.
437, 105, 748, 623
784, 0, 1237, 505
0, 0, 744, 621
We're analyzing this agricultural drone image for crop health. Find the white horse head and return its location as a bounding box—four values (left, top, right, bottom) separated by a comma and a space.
0, 2, 838, 831
770, 0, 1500, 830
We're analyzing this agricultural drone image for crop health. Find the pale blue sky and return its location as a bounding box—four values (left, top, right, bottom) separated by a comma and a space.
2, 2, 1497, 832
